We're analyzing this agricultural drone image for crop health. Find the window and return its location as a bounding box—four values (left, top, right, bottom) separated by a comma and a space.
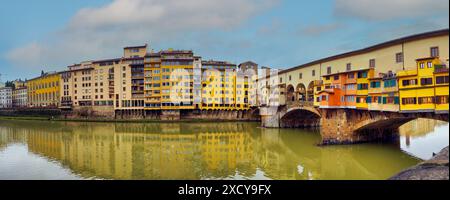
420, 62, 425, 69
384, 79, 397, 87
369, 59, 375, 68
427, 62, 433, 68
431, 47, 439, 57
299, 73, 303, 79
436, 76, 449, 84
370, 81, 381, 88
402, 97, 416, 105
348, 73, 355, 79
421, 78, 433, 86
436, 96, 449, 104
289, 75, 292, 81
325, 76, 330, 80
396, 52, 403, 63
312, 70, 316, 76
346, 63, 351, 71
357, 71, 367, 78
357, 83, 368, 90
386, 97, 399, 104
327, 67, 332, 75
280, 78, 282, 83
418, 97, 434, 104
333, 75, 339, 80
402, 79, 417, 86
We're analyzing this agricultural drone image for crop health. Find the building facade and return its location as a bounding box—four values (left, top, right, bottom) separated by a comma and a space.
12, 86, 27, 108
0, 87, 12, 108
257, 29, 448, 114
27, 72, 60, 108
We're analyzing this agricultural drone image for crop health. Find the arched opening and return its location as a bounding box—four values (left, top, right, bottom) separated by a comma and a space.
354, 116, 449, 143
280, 108, 321, 128
307, 81, 314, 102
286, 84, 295, 105
296, 83, 307, 102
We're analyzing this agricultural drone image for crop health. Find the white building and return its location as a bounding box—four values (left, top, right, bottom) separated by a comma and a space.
13, 87, 27, 108
0, 87, 13, 108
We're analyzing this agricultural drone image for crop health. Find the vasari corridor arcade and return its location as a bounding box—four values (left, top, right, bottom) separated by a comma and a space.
1, 29, 449, 145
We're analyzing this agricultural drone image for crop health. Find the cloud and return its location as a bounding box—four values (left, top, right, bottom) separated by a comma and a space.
298, 23, 344, 36
334, 0, 449, 21
5, 0, 278, 70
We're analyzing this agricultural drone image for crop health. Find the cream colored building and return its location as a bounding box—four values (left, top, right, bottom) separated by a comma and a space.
12, 86, 27, 108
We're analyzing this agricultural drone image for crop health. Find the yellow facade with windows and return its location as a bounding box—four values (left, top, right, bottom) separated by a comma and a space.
434, 62, 449, 113
355, 68, 374, 109
144, 53, 162, 110
201, 61, 238, 110
27, 72, 61, 108
398, 57, 448, 113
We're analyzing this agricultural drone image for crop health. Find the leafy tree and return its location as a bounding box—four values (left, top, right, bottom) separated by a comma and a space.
5, 81, 15, 90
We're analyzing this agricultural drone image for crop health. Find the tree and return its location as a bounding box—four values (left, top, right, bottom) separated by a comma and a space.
5, 81, 15, 90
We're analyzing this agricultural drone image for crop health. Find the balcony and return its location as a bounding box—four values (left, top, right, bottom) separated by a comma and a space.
131, 75, 144, 79
435, 66, 449, 73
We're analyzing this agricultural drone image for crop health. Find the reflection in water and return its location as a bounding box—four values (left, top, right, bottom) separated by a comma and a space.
399, 119, 449, 160
0, 119, 443, 180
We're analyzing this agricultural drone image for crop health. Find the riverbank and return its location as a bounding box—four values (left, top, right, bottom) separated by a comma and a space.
390, 146, 449, 180
0, 115, 259, 124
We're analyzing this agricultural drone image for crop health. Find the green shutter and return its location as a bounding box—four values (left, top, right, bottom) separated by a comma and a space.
383, 97, 387, 104
394, 97, 399, 104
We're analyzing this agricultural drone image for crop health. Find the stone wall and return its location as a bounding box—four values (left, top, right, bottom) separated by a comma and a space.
0, 108, 61, 117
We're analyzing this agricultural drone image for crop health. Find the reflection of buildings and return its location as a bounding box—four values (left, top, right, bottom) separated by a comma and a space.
0, 120, 422, 180
399, 118, 447, 137
399, 118, 448, 147
1, 121, 260, 179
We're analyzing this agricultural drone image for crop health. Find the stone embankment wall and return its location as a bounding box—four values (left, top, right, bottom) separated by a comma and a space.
0, 108, 62, 117
1, 107, 261, 122
390, 146, 449, 180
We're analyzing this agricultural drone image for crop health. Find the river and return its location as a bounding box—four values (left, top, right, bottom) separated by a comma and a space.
0, 119, 448, 180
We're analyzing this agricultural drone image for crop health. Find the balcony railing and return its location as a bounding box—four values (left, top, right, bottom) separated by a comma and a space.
435, 67, 449, 73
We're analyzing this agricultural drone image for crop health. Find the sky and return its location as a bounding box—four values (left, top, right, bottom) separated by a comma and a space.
0, 0, 448, 82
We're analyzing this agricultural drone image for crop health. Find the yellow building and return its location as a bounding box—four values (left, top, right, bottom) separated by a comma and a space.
201, 60, 238, 110
27, 71, 61, 108
356, 68, 374, 109
144, 52, 162, 110
160, 49, 195, 110
434, 61, 449, 113
397, 57, 447, 113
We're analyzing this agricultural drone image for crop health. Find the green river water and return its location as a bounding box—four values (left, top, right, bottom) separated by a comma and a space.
0, 119, 448, 180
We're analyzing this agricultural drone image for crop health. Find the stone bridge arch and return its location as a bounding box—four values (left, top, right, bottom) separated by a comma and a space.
321, 109, 449, 144
280, 106, 321, 128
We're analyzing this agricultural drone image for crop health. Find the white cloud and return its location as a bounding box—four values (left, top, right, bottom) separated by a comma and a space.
5, 0, 278, 70
334, 0, 449, 21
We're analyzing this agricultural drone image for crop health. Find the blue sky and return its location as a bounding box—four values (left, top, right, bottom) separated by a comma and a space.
0, 0, 448, 82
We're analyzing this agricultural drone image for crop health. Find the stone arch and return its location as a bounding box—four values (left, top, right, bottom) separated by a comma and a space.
280, 107, 321, 128
352, 111, 449, 143
296, 83, 307, 102
307, 81, 315, 102
286, 84, 295, 104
